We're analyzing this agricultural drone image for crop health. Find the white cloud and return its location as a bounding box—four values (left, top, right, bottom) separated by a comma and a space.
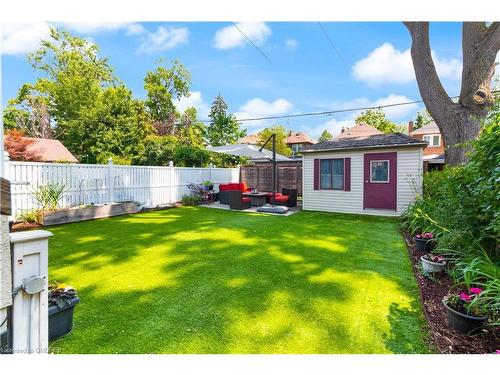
213, 22, 271, 50
0, 22, 52, 55
307, 118, 354, 138
174, 91, 210, 119
58, 22, 145, 35
137, 26, 188, 54
235, 97, 293, 129
285, 38, 298, 50
352, 42, 462, 85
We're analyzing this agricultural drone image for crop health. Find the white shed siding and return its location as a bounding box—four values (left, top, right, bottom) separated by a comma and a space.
302, 147, 422, 216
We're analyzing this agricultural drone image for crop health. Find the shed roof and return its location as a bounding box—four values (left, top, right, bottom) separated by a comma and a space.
238, 133, 260, 145
410, 121, 441, 135
302, 133, 426, 153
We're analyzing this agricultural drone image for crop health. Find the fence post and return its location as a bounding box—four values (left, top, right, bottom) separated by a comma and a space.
107, 157, 115, 203
169, 161, 174, 204
3, 151, 10, 180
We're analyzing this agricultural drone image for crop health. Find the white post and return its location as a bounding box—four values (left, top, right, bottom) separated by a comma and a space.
169, 161, 174, 204
107, 157, 115, 203
209, 163, 213, 183
3, 151, 10, 180
10, 230, 52, 354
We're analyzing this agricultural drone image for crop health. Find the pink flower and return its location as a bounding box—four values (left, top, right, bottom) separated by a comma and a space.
424, 232, 434, 239
470, 287, 483, 295
459, 292, 472, 302
496, 350, 500, 354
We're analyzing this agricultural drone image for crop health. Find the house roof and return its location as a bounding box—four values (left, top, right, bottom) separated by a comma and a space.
238, 133, 260, 145
335, 123, 383, 138
410, 121, 441, 135
302, 133, 427, 153
25, 138, 79, 163
285, 132, 316, 144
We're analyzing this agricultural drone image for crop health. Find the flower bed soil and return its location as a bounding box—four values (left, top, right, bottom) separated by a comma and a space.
11, 221, 42, 232
403, 231, 500, 354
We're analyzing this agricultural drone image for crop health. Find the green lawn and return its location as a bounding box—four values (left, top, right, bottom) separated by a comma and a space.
48, 206, 431, 353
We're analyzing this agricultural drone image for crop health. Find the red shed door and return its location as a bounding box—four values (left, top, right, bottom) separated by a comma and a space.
363, 152, 397, 210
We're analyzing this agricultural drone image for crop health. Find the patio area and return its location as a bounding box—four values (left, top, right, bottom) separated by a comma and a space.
47, 206, 431, 353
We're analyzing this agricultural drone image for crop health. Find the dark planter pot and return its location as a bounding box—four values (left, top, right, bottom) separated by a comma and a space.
414, 237, 434, 252
443, 300, 488, 335
202, 185, 213, 191
49, 297, 80, 341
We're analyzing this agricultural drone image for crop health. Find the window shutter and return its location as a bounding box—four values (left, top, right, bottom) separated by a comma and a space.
313, 159, 320, 190
344, 157, 351, 191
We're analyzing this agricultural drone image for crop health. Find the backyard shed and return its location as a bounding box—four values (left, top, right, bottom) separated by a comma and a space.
301, 133, 426, 216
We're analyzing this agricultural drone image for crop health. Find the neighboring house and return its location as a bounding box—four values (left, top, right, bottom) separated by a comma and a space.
6, 137, 79, 163
237, 133, 260, 145
301, 133, 426, 216
335, 123, 383, 139
285, 132, 316, 159
409, 121, 445, 171
238, 131, 316, 160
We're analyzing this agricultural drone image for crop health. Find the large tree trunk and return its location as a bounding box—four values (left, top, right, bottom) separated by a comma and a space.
404, 22, 499, 166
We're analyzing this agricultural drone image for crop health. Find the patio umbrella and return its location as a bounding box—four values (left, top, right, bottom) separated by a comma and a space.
208, 140, 290, 201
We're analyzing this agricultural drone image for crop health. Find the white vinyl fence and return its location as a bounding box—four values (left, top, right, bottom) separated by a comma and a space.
5, 155, 239, 218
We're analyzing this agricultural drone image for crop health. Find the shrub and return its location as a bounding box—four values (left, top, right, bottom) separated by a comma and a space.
17, 209, 41, 224
31, 183, 68, 211
401, 101, 500, 323
181, 194, 201, 206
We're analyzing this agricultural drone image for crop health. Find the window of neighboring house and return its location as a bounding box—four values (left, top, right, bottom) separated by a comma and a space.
320, 159, 344, 189
423, 134, 441, 147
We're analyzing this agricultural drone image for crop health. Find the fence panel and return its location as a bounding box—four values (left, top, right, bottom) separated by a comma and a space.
7, 160, 239, 218
241, 163, 302, 196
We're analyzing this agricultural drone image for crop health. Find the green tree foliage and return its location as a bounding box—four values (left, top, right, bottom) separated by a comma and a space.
207, 94, 246, 146
414, 110, 432, 130
355, 109, 397, 133
144, 59, 191, 124
257, 125, 291, 157
318, 129, 333, 142
176, 107, 207, 148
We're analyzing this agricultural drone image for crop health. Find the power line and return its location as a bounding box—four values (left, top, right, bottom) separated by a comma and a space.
231, 22, 272, 65
317, 22, 348, 67
200, 90, 500, 123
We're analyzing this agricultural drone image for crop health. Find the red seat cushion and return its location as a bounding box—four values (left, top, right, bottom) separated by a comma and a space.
274, 195, 289, 202
239, 182, 248, 191
242, 197, 251, 203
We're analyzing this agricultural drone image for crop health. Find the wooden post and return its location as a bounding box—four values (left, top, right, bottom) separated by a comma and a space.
1, 177, 11, 216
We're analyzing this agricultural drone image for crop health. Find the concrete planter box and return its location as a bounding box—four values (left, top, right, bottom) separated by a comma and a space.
39, 202, 139, 226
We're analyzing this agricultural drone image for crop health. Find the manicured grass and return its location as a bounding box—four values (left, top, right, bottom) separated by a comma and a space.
48, 207, 431, 353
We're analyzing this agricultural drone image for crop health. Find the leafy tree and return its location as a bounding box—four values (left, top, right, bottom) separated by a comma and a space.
404, 22, 500, 165
355, 109, 397, 133
176, 107, 207, 148
318, 129, 333, 142
133, 135, 178, 166
144, 59, 190, 124
257, 125, 291, 156
414, 110, 432, 130
4, 130, 36, 161
207, 94, 246, 146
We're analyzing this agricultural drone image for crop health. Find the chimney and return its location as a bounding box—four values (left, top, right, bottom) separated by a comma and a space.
341, 127, 346, 134
408, 120, 414, 134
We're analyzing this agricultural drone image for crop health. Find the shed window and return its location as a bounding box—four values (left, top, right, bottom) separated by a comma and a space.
320, 159, 344, 189
370, 160, 389, 183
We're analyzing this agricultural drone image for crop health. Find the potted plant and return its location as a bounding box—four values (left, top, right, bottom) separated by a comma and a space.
443, 287, 488, 335
420, 254, 446, 273
413, 232, 435, 252
201, 180, 214, 191
48, 284, 80, 340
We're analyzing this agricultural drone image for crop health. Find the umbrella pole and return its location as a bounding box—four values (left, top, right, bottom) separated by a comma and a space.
272, 134, 276, 203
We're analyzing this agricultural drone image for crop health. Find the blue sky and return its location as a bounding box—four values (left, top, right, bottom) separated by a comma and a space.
1, 22, 465, 138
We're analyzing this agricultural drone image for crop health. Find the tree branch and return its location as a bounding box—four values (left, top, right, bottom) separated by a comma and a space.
460, 22, 500, 112
404, 22, 455, 123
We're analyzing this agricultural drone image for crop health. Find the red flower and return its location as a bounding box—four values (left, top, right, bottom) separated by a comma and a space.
459, 292, 472, 302
470, 287, 483, 295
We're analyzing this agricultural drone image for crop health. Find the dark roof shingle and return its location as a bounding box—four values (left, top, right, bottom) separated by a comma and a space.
302, 133, 426, 153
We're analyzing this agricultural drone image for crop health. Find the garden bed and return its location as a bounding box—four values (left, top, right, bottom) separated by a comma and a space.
403, 231, 500, 354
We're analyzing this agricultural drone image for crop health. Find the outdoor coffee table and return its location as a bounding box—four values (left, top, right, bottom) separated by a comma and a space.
242, 192, 269, 206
